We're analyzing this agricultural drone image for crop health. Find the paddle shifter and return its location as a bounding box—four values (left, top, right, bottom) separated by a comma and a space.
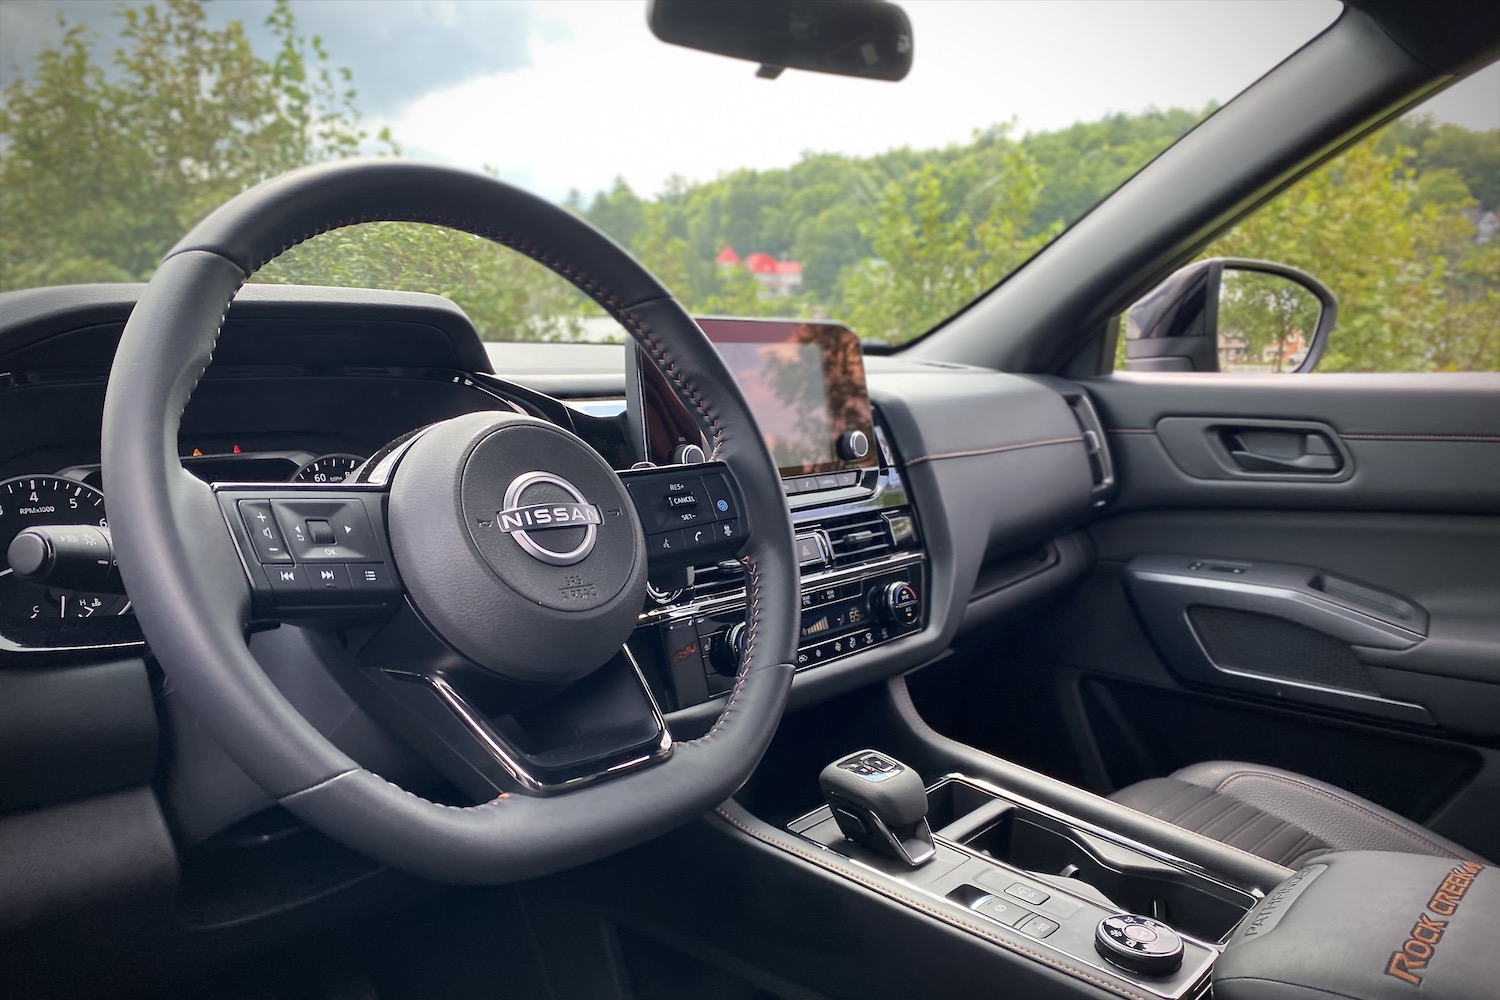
819, 750, 935, 867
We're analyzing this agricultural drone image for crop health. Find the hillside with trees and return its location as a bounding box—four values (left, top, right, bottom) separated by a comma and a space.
2, 0, 1495, 369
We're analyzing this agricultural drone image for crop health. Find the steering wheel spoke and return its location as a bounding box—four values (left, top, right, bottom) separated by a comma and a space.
212, 482, 403, 622
331, 639, 672, 800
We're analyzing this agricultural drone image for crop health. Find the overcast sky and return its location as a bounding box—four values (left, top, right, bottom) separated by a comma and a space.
3, 1, 1496, 202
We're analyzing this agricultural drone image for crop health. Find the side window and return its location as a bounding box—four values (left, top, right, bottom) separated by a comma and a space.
1124, 65, 1499, 373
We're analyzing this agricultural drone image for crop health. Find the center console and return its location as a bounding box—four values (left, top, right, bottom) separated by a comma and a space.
625, 319, 927, 713
791, 752, 1256, 999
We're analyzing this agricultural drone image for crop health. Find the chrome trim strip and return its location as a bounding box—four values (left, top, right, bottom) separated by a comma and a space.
639, 550, 926, 624
1132, 568, 1424, 646
929, 775, 1258, 905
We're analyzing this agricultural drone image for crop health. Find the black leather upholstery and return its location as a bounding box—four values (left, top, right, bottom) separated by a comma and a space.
1112, 761, 1487, 870
1214, 851, 1497, 1000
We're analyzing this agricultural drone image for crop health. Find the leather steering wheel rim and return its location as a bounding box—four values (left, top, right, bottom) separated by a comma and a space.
100, 160, 798, 884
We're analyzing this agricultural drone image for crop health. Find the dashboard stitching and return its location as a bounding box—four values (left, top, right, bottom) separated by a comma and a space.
905, 435, 1083, 466
1339, 433, 1500, 442
712, 807, 1153, 1000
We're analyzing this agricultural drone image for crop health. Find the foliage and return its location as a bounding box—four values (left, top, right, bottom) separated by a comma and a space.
1201, 133, 1498, 372
1, 0, 1495, 368
0, 0, 389, 290
1216, 271, 1322, 373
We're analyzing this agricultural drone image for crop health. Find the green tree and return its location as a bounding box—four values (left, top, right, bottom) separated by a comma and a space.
839, 139, 1060, 344
0, 0, 387, 291
1203, 134, 1496, 372
0, 0, 606, 341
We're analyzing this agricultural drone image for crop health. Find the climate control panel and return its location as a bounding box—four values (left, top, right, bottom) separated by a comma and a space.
653, 562, 925, 705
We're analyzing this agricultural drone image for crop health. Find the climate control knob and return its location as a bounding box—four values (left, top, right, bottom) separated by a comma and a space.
712, 621, 750, 675
879, 581, 920, 626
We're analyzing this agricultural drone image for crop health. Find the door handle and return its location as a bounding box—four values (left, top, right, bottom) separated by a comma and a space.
1221, 428, 1344, 474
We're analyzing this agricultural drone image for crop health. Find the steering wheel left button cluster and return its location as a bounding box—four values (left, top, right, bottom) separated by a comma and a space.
223, 490, 400, 617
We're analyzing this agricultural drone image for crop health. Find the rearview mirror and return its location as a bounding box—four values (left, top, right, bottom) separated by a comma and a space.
647, 0, 913, 82
1124, 259, 1337, 373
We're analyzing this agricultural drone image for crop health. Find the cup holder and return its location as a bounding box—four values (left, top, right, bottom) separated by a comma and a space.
928, 777, 1254, 942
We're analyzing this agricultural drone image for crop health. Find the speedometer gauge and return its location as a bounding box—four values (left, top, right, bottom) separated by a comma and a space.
293, 454, 365, 484
0, 476, 138, 651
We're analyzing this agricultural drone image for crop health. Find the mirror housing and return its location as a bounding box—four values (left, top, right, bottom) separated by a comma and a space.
1124, 259, 1337, 373
647, 0, 913, 82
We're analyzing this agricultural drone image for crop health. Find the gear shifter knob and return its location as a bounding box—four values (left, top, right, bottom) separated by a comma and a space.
819, 750, 935, 867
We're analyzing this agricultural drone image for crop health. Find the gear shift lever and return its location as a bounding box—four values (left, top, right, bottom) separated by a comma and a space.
819, 750, 935, 867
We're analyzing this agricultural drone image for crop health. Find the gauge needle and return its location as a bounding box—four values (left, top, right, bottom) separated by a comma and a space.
0, 567, 12, 576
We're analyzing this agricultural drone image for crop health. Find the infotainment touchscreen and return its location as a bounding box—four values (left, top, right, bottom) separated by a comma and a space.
632, 318, 878, 480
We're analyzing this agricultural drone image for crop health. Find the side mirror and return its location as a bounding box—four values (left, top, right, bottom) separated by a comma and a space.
647, 0, 913, 82
1124, 259, 1337, 373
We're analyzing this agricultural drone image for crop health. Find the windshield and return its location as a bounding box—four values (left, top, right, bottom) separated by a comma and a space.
1, 0, 1342, 343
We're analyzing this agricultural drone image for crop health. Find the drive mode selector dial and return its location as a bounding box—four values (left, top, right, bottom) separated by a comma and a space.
1094, 914, 1184, 976
879, 580, 920, 626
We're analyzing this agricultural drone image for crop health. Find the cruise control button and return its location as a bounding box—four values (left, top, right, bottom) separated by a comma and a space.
626, 476, 712, 532
238, 500, 293, 563
700, 473, 738, 521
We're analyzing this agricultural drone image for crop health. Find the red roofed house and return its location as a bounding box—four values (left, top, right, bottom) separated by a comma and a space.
741, 250, 803, 298
715, 246, 741, 267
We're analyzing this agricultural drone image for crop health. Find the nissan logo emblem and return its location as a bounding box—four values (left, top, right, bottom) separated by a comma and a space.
497, 471, 602, 566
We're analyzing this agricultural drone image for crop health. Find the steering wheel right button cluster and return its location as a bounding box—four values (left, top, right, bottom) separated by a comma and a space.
623, 464, 747, 569
1094, 913, 1185, 976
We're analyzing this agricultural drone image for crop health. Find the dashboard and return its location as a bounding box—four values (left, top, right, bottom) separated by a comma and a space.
0, 281, 1109, 811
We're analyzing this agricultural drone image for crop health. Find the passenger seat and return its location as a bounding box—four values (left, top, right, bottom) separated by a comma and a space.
1110, 760, 1488, 870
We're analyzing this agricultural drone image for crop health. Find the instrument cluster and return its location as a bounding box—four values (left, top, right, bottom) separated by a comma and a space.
0, 449, 369, 654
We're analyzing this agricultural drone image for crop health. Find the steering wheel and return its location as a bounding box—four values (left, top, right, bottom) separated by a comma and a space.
100, 161, 798, 884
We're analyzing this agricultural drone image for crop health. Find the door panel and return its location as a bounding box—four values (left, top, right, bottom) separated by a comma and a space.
1007, 371, 1500, 860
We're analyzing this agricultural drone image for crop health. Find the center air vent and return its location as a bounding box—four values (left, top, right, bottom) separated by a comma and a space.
824, 512, 896, 567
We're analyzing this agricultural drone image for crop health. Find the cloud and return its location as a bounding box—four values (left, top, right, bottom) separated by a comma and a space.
0, 0, 539, 115
377, 0, 1347, 201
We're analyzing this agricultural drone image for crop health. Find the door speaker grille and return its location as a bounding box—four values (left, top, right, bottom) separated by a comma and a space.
1187, 606, 1378, 694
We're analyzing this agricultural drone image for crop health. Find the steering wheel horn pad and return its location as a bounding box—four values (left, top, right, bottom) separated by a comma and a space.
100, 160, 798, 884
389, 411, 648, 685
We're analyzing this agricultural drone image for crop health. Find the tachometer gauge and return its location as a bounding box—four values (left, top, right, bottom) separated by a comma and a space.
293, 454, 366, 484
0, 476, 137, 651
